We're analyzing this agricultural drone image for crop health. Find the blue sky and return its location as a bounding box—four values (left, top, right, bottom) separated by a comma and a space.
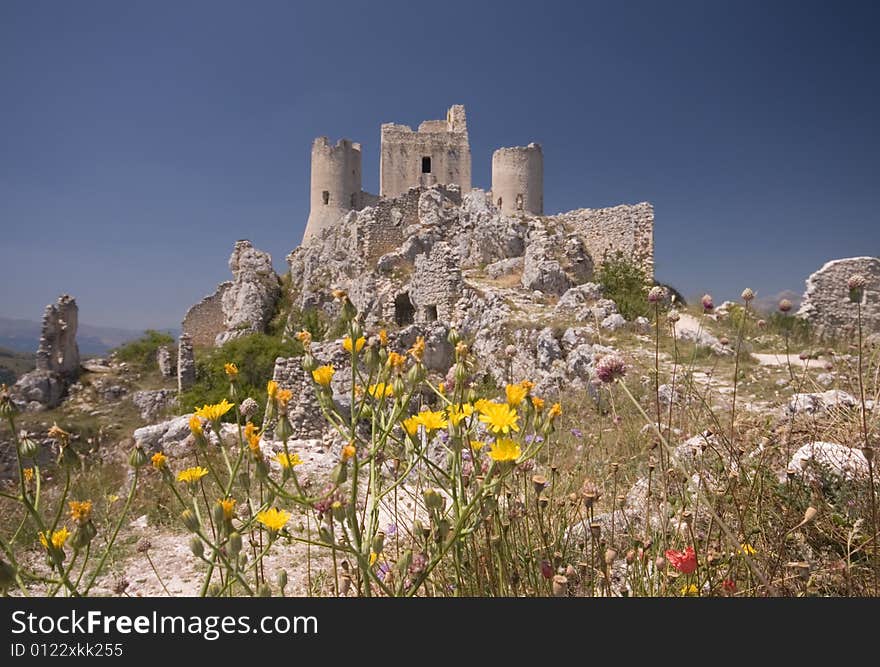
1, 0, 878, 329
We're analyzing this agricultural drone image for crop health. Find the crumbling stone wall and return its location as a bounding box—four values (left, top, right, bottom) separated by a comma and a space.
34, 294, 80, 376
13, 294, 81, 410
798, 256, 880, 337
177, 334, 195, 392
354, 187, 422, 264
553, 202, 654, 279
380, 105, 471, 199
410, 241, 463, 323
182, 282, 231, 348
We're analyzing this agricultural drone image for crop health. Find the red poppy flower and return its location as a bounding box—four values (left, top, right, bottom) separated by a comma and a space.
664, 546, 697, 574
540, 560, 553, 579
722, 579, 737, 594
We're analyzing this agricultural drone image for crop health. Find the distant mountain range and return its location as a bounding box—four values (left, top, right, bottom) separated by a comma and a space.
0, 316, 179, 357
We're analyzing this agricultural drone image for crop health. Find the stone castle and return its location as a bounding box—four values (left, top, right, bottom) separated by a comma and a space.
303, 105, 544, 243
181, 104, 656, 359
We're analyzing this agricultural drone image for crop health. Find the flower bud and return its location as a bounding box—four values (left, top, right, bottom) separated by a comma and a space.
129, 445, 148, 469
552, 574, 568, 597
189, 536, 204, 558
212, 503, 226, 528
423, 488, 444, 511
181, 509, 200, 532
19, 432, 39, 459
207, 583, 222, 597
301, 353, 317, 373
435, 518, 450, 541
228, 531, 242, 556
371, 531, 386, 555
258, 583, 272, 597
276, 569, 288, 592
274, 414, 293, 442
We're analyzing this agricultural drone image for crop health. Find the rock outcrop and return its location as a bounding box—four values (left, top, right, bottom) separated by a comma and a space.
798, 256, 880, 336
215, 240, 281, 345
13, 295, 81, 410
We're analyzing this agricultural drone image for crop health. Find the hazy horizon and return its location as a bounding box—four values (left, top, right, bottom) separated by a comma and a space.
2, 1, 878, 329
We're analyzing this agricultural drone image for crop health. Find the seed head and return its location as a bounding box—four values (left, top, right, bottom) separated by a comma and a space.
741, 288, 755, 303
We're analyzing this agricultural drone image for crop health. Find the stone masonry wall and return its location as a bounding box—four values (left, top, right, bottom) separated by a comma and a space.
182, 282, 231, 348
798, 256, 880, 337
553, 202, 654, 279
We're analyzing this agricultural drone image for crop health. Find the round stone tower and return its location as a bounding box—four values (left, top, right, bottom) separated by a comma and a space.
303, 137, 363, 244
491, 143, 543, 216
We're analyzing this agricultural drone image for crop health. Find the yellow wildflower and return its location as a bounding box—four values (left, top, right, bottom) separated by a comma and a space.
177, 466, 209, 485
470, 440, 485, 452
295, 330, 312, 348
224, 362, 239, 380
378, 329, 388, 346
368, 382, 394, 399
409, 336, 426, 361
256, 507, 290, 532
218, 498, 236, 520
188, 415, 204, 437
386, 351, 406, 370
275, 388, 293, 409
331, 289, 348, 301
245, 422, 261, 452
266, 380, 278, 399
478, 402, 520, 435
194, 399, 233, 422
531, 396, 545, 411
276, 452, 304, 469
312, 365, 335, 386
474, 398, 490, 413
438, 382, 446, 396
151, 451, 167, 470
548, 403, 563, 419
488, 438, 521, 462
448, 403, 474, 426
107, 494, 119, 504
23, 467, 34, 483
739, 543, 757, 556
69, 500, 93, 523
402, 416, 420, 437
505, 383, 528, 407
681, 584, 699, 596
39, 527, 70, 551
341, 443, 357, 461
343, 336, 366, 353
369, 551, 378, 567
519, 379, 536, 394
413, 409, 448, 432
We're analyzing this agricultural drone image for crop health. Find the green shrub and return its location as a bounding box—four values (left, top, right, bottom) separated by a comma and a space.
179, 333, 302, 422
596, 252, 653, 320
113, 330, 175, 368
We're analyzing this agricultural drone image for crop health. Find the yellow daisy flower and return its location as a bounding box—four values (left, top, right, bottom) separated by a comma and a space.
177, 466, 209, 485
488, 438, 521, 462
256, 507, 291, 532
194, 399, 233, 422
312, 365, 335, 386
478, 402, 520, 435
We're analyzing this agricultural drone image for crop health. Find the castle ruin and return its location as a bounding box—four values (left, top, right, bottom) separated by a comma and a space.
302, 105, 551, 245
